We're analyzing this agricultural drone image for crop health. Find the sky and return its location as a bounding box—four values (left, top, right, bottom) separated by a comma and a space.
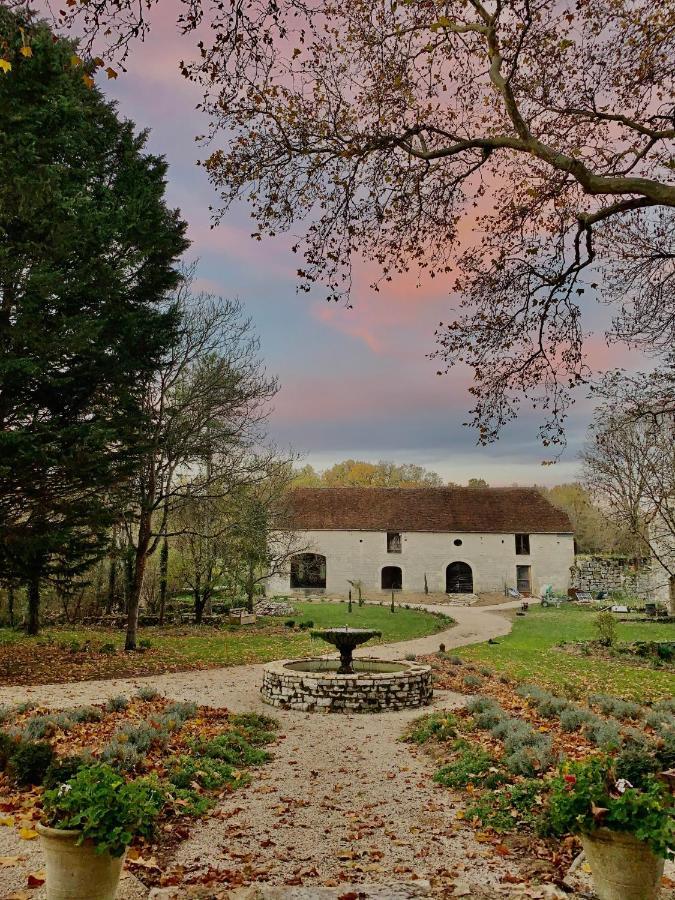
88, 4, 639, 487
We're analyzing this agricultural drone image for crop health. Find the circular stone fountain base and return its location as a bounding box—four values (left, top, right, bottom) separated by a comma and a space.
261, 658, 433, 713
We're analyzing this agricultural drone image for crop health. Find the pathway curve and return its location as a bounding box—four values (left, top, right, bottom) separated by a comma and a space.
0, 603, 525, 899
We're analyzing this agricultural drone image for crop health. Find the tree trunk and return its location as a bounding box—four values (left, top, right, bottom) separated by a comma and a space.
106, 555, 117, 615
27, 576, 40, 635
193, 573, 204, 624
246, 561, 255, 612
158, 535, 169, 626
669, 575, 675, 617
7, 585, 14, 626
123, 545, 135, 614
125, 516, 151, 651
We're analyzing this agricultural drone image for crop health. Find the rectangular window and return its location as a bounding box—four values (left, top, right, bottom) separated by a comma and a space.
387, 532, 402, 553
516, 565, 532, 594
515, 533, 530, 555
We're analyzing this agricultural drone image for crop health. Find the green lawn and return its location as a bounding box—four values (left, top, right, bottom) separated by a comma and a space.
456, 605, 674, 701
0, 601, 452, 684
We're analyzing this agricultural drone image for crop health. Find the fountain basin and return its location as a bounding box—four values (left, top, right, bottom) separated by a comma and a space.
260, 657, 433, 713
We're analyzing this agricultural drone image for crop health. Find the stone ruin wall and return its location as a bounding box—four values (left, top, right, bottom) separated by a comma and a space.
570, 555, 656, 599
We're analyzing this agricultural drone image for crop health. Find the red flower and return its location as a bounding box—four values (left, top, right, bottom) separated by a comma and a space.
564, 774, 577, 790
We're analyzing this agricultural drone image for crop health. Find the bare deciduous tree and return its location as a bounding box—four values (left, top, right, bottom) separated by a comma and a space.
122, 267, 278, 649
28, 0, 675, 447
583, 373, 675, 612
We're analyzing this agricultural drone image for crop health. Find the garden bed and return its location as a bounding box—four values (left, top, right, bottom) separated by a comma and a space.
0, 693, 280, 887
558, 639, 675, 672
404, 652, 675, 889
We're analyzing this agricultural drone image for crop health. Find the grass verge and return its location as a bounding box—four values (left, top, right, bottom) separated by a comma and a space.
0, 601, 452, 685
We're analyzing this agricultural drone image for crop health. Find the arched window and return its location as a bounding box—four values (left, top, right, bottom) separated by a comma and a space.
290, 553, 326, 589
446, 561, 473, 593
381, 566, 402, 591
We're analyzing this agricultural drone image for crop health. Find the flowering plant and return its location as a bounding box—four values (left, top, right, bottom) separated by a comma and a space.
42, 764, 165, 857
546, 756, 674, 860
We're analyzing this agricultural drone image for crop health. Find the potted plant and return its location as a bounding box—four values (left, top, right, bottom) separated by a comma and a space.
547, 755, 674, 900
38, 763, 165, 900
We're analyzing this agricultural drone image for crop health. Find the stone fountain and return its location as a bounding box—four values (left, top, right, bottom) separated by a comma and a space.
311, 627, 382, 674
260, 625, 432, 713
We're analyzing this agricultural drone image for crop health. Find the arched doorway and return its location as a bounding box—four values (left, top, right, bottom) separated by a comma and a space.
446, 561, 473, 593
290, 553, 326, 589
381, 566, 402, 591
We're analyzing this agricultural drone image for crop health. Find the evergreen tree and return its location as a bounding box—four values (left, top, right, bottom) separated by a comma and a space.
0, 8, 189, 633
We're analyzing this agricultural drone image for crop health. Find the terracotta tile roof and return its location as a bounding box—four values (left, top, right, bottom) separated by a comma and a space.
286, 487, 573, 534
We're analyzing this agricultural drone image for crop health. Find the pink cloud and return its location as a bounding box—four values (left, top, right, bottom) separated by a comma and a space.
273, 366, 473, 427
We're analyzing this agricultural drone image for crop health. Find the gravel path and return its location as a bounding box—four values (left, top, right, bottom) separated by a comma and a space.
0, 603, 524, 898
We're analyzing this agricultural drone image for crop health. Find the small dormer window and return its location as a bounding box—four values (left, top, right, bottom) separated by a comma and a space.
515, 533, 530, 555
387, 532, 402, 553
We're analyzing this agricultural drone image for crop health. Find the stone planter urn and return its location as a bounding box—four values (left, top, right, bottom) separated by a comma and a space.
581, 828, 665, 900
37, 823, 126, 900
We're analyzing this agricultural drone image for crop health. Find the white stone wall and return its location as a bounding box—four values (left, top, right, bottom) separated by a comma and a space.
267, 529, 575, 596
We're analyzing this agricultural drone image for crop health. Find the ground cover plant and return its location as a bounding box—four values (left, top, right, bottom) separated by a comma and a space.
0, 601, 451, 685
447, 605, 674, 700
0, 693, 279, 885
406, 646, 675, 888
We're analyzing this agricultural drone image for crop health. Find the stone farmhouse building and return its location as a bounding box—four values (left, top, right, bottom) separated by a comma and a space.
267, 487, 574, 597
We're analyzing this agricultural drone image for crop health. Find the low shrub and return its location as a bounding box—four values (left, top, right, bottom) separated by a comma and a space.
615, 747, 662, 789
106, 695, 129, 713
284, 619, 295, 628
403, 712, 458, 745
8, 740, 55, 786
645, 708, 675, 731
467, 697, 504, 730
167, 786, 214, 817
503, 740, 555, 777
135, 686, 160, 701
590, 694, 642, 721
70, 705, 103, 723
462, 673, 483, 690
0, 730, 21, 769
229, 712, 279, 746
466, 779, 545, 833
138, 638, 152, 650
22, 715, 58, 741
583, 718, 622, 751
537, 696, 570, 719
167, 755, 243, 791
559, 707, 596, 732
516, 684, 551, 704
654, 728, 675, 769
622, 726, 651, 750
100, 740, 142, 772
115, 722, 165, 753
163, 701, 198, 724
298, 620, 314, 630
198, 732, 270, 767
433, 746, 505, 789
43, 754, 89, 791
99, 642, 116, 654
594, 612, 618, 647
